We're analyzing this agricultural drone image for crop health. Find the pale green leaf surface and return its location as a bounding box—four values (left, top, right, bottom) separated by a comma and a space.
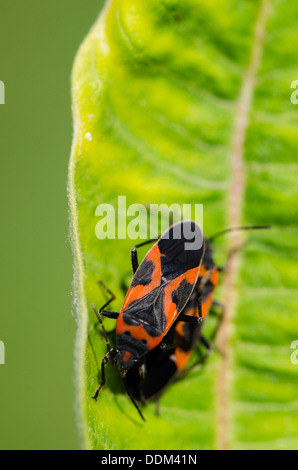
69, 0, 298, 450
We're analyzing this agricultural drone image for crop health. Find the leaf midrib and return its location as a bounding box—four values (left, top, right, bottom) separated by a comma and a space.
216, 0, 271, 451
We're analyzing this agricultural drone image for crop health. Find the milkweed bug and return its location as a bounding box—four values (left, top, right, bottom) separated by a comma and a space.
92, 220, 205, 420
124, 225, 271, 407
92, 223, 270, 420
124, 237, 222, 403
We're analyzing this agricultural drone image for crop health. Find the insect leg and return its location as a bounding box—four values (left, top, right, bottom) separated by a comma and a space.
92, 347, 118, 401
199, 335, 213, 353
91, 304, 115, 351
94, 280, 119, 338
199, 332, 226, 358
210, 300, 225, 315
209, 301, 225, 342
97, 281, 119, 318
201, 303, 226, 356
131, 238, 158, 274
178, 313, 203, 324
218, 244, 247, 273
160, 341, 177, 350
197, 296, 203, 319
122, 371, 146, 422
177, 351, 210, 380
100, 311, 119, 320
97, 280, 116, 308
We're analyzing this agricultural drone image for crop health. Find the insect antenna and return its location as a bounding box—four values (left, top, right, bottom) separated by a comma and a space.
209, 225, 271, 243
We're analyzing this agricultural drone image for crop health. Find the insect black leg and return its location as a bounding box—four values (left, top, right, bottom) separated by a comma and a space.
209, 300, 225, 343
92, 347, 118, 401
121, 371, 146, 422
200, 334, 225, 357
210, 300, 225, 315
100, 311, 119, 320
94, 280, 120, 336
178, 313, 203, 324
200, 335, 212, 353
200, 303, 226, 356
160, 340, 177, 350
91, 304, 114, 351
177, 351, 211, 380
198, 296, 203, 319
97, 281, 119, 318
97, 280, 116, 309
218, 244, 247, 273
131, 238, 158, 274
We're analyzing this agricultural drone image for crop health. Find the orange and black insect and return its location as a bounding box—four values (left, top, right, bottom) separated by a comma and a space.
92, 223, 270, 420
124, 237, 221, 403
92, 220, 206, 420
124, 225, 271, 406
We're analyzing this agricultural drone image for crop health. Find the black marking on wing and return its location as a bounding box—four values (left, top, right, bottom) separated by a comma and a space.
122, 287, 166, 337
180, 275, 215, 316
180, 287, 198, 316
131, 259, 155, 287
171, 279, 194, 313
158, 221, 204, 280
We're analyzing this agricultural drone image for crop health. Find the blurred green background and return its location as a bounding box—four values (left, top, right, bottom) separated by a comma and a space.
0, 0, 104, 449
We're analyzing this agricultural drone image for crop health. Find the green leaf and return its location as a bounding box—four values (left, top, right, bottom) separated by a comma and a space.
69, 0, 298, 450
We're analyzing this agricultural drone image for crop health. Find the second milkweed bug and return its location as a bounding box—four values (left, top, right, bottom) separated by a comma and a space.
92, 220, 206, 420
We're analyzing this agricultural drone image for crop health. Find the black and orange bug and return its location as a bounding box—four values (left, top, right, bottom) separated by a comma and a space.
93, 223, 270, 420
124, 236, 221, 403
123, 225, 271, 406
91, 220, 205, 420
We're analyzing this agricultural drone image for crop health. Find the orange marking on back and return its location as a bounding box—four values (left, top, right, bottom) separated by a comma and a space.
116, 315, 162, 351
163, 267, 200, 334
121, 244, 162, 312
122, 351, 132, 363
173, 266, 219, 369
117, 244, 205, 353
175, 348, 192, 370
